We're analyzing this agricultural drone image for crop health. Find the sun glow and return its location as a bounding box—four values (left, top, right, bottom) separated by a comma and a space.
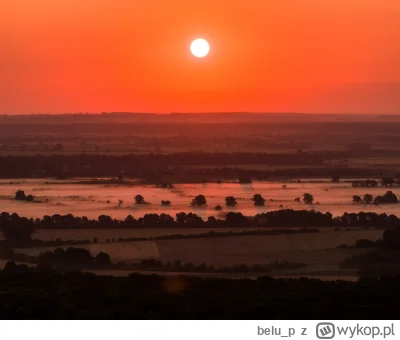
190, 38, 210, 58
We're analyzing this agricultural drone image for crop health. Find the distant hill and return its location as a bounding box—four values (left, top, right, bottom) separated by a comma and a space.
2, 112, 400, 124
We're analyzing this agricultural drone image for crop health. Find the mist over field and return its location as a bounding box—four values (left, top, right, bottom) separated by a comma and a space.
2, 178, 400, 219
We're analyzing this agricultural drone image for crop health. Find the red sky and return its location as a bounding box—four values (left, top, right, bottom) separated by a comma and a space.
1, 0, 399, 114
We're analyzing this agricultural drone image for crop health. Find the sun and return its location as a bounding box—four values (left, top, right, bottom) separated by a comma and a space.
190, 38, 210, 58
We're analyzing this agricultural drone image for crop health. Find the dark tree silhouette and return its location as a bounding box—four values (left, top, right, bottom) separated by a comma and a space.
353, 195, 362, 204
294, 197, 301, 202
3, 219, 35, 243
373, 196, 382, 205
134, 195, 145, 204
98, 214, 113, 226
176, 212, 187, 224
191, 195, 207, 207
381, 191, 398, 204
94, 252, 111, 265
225, 212, 248, 225
214, 204, 222, 211
252, 194, 266, 206
15, 190, 26, 200
303, 193, 314, 204
161, 200, 171, 206
14, 190, 34, 202
225, 196, 237, 206
363, 194, 373, 204
38, 247, 94, 266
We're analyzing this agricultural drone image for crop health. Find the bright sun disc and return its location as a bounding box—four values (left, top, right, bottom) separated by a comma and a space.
190, 38, 210, 58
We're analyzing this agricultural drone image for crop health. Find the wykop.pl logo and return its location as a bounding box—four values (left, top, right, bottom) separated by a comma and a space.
316, 323, 335, 339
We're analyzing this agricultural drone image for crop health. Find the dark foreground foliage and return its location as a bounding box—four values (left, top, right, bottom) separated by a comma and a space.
0, 262, 400, 319
341, 228, 400, 277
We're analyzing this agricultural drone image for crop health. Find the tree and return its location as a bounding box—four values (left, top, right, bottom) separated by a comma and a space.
207, 216, 217, 225
3, 220, 35, 243
353, 195, 362, 204
118, 199, 123, 208
134, 195, 145, 204
94, 252, 111, 265
185, 213, 203, 226
176, 212, 187, 224
159, 213, 174, 225
381, 191, 398, 204
294, 197, 301, 202
161, 200, 171, 206
15, 190, 26, 200
214, 204, 222, 211
225, 196, 237, 206
363, 194, 373, 204
98, 215, 113, 226
303, 193, 314, 204
191, 195, 207, 207
26, 195, 34, 201
373, 196, 382, 205
225, 212, 248, 225
252, 194, 265, 206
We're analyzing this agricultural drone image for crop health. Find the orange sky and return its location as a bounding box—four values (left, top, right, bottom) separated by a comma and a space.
1, 0, 399, 114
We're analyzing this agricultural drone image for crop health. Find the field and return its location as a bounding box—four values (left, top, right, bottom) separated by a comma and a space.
12, 228, 383, 280
2, 178, 400, 219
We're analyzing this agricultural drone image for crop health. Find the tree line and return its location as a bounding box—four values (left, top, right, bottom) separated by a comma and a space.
352, 191, 398, 205
1, 210, 399, 244
340, 228, 400, 277
2, 247, 306, 274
